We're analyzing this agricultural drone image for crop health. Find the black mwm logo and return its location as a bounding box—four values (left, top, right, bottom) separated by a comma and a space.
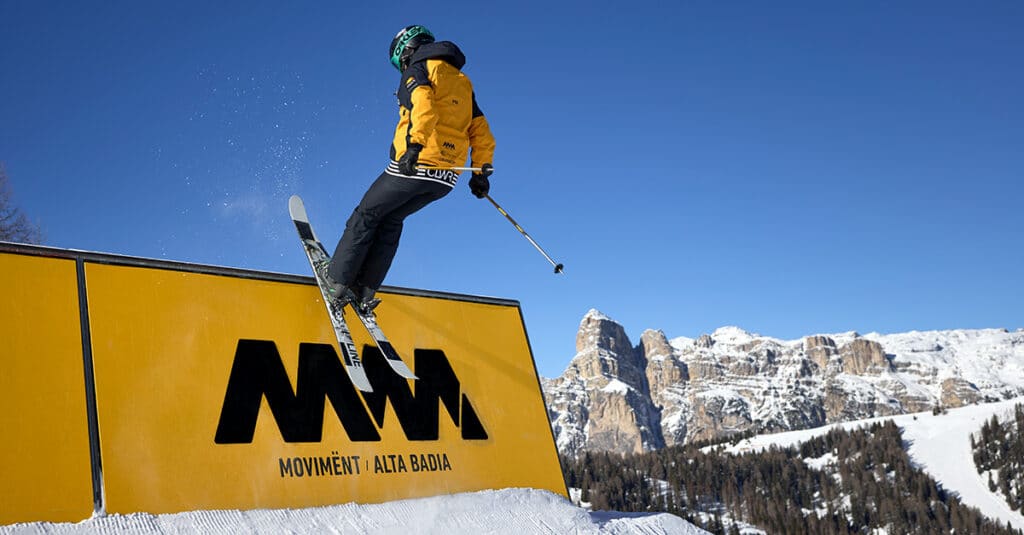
215, 340, 488, 444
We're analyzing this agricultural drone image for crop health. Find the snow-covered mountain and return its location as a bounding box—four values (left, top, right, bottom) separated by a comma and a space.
544, 309, 1024, 456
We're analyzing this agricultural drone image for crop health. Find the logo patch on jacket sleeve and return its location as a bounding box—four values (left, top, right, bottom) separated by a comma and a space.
405, 77, 417, 90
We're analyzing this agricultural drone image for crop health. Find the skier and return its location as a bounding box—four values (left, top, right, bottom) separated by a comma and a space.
321, 24, 496, 313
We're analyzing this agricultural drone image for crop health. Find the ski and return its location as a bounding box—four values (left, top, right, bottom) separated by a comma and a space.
349, 304, 417, 380
288, 195, 417, 385
288, 195, 372, 392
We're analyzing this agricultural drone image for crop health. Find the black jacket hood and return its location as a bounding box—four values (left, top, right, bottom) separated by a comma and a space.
408, 41, 466, 70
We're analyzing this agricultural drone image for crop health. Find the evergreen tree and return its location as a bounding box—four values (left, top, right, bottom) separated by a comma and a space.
560, 417, 1023, 534
971, 403, 1024, 517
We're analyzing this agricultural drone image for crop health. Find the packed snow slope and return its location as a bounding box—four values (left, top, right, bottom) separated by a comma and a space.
0, 489, 704, 535
718, 397, 1024, 531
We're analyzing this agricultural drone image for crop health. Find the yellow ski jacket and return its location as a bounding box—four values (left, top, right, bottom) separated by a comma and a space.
388, 41, 495, 186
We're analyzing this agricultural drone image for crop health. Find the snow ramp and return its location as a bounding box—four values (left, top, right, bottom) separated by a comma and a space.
0, 243, 566, 525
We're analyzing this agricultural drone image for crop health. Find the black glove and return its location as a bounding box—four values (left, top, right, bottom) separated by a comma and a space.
398, 143, 423, 175
469, 163, 493, 198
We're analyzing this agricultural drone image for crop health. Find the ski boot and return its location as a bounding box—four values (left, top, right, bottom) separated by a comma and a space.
314, 261, 357, 306
351, 285, 382, 315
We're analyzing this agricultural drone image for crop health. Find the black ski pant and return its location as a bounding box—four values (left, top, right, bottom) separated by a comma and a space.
328, 171, 452, 290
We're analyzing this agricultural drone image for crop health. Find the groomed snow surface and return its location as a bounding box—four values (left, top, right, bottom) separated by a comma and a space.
0, 489, 704, 535
720, 397, 1024, 531
10, 401, 1023, 534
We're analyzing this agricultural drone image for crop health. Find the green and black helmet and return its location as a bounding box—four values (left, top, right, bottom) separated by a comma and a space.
389, 25, 435, 71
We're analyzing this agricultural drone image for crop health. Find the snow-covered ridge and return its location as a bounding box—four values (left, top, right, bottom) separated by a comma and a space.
582, 308, 613, 324
545, 310, 1024, 456
709, 326, 759, 345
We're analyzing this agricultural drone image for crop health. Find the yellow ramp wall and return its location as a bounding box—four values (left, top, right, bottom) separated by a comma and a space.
0, 252, 94, 525
0, 244, 565, 521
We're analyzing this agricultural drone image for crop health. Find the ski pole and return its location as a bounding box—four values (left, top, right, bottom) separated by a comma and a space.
418, 165, 487, 172
485, 194, 564, 274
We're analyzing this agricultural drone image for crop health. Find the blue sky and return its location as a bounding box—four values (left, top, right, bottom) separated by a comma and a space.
2, 2, 1022, 377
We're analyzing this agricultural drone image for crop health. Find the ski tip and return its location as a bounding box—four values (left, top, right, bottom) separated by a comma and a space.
349, 370, 374, 393
392, 361, 418, 380
288, 195, 308, 221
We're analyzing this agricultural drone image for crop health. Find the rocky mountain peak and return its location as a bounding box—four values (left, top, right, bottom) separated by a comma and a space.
695, 334, 715, 348
548, 310, 663, 455
567, 310, 648, 392
639, 329, 674, 360
576, 309, 632, 355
